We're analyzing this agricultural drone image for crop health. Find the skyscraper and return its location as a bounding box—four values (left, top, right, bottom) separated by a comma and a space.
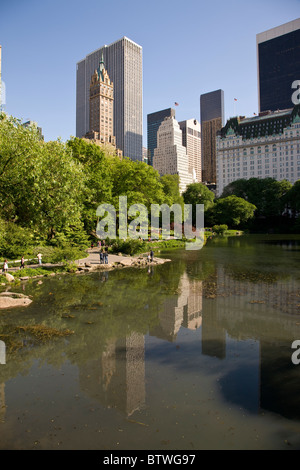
178, 119, 201, 182
257, 18, 300, 112
147, 108, 175, 166
153, 116, 193, 194
85, 53, 115, 146
76, 37, 143, 161
200, 89, 224, 183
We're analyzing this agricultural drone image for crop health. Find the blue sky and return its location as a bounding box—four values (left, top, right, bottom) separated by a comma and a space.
0, 0, 299, 146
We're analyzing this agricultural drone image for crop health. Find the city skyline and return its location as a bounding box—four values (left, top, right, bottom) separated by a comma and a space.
77, 37, 143, 160
0, 0, 299, 149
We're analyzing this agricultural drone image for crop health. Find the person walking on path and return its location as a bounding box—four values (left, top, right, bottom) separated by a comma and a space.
150, 249, 154, 262
99, 250, 104, 264
104, 247, 108, 264
20, 256, 25, 269
2, 260, 8, 273
37, 253, 42, 265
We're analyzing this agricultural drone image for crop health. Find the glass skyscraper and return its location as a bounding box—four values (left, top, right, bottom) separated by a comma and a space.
76, 37, 143, 161
257, 18, 300, 112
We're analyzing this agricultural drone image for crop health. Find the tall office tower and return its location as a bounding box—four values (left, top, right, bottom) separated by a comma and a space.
200, 89, 224, 183
257, 18, 300, 113
76, 37, 143, 161
147, 108, 175, 166
153, 116, 193, 194
179, 119, 201, 182
85, 54, 115, 146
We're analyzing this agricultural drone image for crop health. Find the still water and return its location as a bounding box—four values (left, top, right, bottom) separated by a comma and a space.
0, 234, 300, 450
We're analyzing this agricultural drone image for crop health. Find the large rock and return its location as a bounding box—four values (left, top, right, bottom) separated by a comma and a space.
119, 258, 134, 266
0, 292, 32, 309
5, 273, 15, 282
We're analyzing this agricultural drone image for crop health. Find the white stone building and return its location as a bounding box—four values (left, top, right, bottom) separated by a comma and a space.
216, 105, 300, 197
179, 119, 202, 182
153, 116, 194, 194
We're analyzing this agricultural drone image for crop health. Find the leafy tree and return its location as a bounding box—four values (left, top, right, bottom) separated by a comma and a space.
183, 182, 215, 211
67, 137, 114, 235
284, 180, 300, 214
221, 177, 292, 217
0, 116, 86, 241
160, 174, 183, 206
182, 182, 215, 227
110, 158, 166, 209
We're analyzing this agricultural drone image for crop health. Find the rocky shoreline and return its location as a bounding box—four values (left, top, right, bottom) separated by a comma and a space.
0, 250, 171, 308
75, 250, 171, 273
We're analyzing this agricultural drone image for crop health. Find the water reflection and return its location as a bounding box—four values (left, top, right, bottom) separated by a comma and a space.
79, 333, 145, 417
0, 236, 300, 448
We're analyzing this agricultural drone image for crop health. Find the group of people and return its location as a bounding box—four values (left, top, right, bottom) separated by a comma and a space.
99, 247, 109, 264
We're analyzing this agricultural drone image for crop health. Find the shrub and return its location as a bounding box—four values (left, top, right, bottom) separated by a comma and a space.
212, 224, 228, 235
109, 238, 147, 255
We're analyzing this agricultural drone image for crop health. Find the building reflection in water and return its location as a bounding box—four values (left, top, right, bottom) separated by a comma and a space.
79, 332, 145, 417
150, 272, 203, 342
1, 266, 300, 424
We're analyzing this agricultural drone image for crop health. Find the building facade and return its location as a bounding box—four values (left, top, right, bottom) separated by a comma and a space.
85, 54, 115, 146
76, 37, 143, 161
200, 89, 224, 183
153, 116, 193, 194
257, 18, 300, 113
147, 108, 176, 166
179, 119, 202, 183
216, 104, 300, 197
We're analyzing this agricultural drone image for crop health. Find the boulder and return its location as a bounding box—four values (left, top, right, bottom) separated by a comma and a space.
5, 273, 15, 282
119, 258, 134, 266
0, 292, 32, 309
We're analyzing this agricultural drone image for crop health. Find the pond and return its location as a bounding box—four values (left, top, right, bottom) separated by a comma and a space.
0, 234, 300, 450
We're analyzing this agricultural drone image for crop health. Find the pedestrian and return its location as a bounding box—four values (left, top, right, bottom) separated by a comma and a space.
37, 253, 42, 265
97, 240, 101, 248
3, 259, 8, 273
91, 242, 94, 249
99, 250, 104, 264
147, 252, 151, 263
104, 247, 108, 264
20, 256, 25, 269
150, 249, 154, 262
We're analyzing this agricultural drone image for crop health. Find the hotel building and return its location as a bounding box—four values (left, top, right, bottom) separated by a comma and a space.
216, 104, 300, 197
85, 54, 115, 146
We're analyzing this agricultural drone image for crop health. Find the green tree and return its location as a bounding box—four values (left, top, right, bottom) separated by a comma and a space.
183, 182, 215, 211
222, 177, 292, 217
160, 174, 183, 206
110, 158, 166, 209
0, 116, 86, 241
209, 195, 256, 227
67, 137, 114, 235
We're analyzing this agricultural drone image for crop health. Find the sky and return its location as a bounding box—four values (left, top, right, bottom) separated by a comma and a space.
0, 0, 299, 147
